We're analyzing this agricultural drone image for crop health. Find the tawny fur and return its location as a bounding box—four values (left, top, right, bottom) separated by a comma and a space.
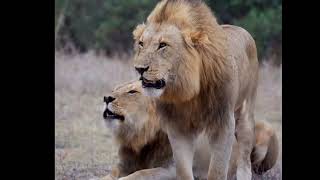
251, 121, 279, 175
133, 0, 259, 179
100, 81, 278, 180
103, 81, 173, 178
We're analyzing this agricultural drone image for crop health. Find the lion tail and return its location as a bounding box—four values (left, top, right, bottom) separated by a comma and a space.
251, 121, 279, 175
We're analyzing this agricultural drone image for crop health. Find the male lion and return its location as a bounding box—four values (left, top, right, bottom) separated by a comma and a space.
99, 81, 278, 180
132, 0, 259, 179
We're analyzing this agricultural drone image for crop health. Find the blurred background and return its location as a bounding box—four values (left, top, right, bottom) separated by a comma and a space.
55, 0, 282, 180
55, 0, 282, 63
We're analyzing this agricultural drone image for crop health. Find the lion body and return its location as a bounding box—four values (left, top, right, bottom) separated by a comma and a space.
133, 0, 259, 179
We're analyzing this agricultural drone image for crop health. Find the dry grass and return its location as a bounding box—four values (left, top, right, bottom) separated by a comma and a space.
55, 52, 282, 180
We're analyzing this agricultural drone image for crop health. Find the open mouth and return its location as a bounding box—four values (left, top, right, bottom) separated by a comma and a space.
103, 108, 125, 121
140, 76, 166, 89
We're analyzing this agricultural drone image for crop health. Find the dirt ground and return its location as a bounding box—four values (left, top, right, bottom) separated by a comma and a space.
55, 52, 282, 180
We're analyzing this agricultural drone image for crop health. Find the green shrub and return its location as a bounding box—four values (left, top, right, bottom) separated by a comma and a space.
55, 0, 282, 61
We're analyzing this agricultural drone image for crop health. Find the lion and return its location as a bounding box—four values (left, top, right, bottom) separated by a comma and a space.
99, 81, 278, 180
102, 80, 173, 180
132, 0, 260, 179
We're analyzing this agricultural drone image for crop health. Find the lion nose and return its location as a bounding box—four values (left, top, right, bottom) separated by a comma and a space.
104, 96, 116, 104
135, 66, 149, 75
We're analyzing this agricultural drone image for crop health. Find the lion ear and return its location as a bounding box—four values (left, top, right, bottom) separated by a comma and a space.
133, 23, 146, 40
182, 30, 209, 47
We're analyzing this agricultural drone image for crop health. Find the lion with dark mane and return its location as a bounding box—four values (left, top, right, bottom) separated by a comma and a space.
133, 0, 260, 179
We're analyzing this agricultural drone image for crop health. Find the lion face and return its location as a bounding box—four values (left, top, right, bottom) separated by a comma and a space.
133, 23, 201, 101
132, 0, 206, 102
103, 81, 152, 135
133, 24, 182, 97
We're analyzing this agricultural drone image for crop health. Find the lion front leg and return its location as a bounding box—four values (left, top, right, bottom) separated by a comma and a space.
167, 128, 196, 180
207, 114, 235, 180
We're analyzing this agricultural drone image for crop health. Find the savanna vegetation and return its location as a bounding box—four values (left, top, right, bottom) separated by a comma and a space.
55, 0, 282, 63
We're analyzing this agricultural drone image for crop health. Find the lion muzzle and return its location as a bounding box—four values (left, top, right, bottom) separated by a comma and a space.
140, 77, 166, 89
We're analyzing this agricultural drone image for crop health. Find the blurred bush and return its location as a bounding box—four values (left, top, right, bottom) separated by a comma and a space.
55, 0, 281, 62
206, 0, 282, 62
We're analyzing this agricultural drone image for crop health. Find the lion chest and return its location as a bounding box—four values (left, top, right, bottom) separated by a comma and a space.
155, 98, 220, 133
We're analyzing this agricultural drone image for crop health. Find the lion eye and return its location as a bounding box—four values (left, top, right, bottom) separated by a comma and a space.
128, 90, 138, 94
158, 42, 167, 49
138, 41, 143, 47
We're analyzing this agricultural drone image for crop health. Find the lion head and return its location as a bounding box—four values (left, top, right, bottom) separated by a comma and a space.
103, 80, 160, 151
133, 0, 227, 103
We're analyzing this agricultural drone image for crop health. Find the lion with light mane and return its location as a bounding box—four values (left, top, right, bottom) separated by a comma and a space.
99, 81, 278, 180
132, 0, 260, 179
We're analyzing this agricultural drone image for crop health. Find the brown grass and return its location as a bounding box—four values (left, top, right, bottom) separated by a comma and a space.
55, 52, 282, 180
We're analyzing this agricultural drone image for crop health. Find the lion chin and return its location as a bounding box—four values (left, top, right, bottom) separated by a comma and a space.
142, 87, 164, 97
104, 119, 122, 133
